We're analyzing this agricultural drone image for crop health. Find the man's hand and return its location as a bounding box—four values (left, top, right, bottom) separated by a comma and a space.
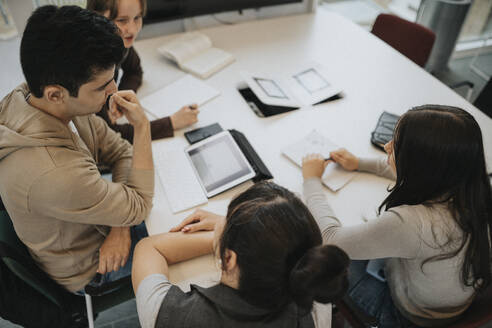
170, 209, 224, 233
98, 227, 131, 274
302, 154, 331, 179
109, 90, 149, 129
170, 104, 199, 130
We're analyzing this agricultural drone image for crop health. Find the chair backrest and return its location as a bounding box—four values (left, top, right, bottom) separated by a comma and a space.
474, 77, 492, 119
371, 13, 436, 68
0, 211, 77, 307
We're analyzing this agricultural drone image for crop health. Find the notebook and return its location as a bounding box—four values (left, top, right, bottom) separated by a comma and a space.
140, 74, 220, 119
153, 143, 208, 213
282, 130, 357, 191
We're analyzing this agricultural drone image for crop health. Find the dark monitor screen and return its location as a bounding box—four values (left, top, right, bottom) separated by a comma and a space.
144, 0, 303, 23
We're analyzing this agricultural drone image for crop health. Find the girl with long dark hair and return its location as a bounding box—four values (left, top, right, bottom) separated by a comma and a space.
302, 105, 492, 327
132, 181, 350, 327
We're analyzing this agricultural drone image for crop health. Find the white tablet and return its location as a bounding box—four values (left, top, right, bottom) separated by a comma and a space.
185, 130, 256, 198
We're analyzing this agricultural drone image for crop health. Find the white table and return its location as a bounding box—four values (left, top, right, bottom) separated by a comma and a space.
136, 8, 492, 300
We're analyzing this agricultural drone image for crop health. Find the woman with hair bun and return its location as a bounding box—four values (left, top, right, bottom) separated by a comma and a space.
302, 105, 492, 327
132, 181, 350, 328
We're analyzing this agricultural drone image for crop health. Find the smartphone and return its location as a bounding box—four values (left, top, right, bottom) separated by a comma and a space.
185, 123, 223, 144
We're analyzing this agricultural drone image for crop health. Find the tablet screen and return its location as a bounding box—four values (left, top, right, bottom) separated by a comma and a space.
187, 131, 255, 196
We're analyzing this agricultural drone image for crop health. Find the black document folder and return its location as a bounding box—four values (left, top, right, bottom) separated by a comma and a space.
238, 87, 342, 118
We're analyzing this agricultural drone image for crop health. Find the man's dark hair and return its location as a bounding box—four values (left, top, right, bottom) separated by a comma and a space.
20, 5, 124, 98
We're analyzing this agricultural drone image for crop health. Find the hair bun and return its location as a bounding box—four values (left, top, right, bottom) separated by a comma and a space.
289, 245, 349, 310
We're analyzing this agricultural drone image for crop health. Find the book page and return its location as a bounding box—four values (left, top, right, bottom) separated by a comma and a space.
140, 74, 220, 118
158, 32, 212, 65
286, 63, 341, 107
181, 47, 235, 79
240, 71, 300, 108
282, 130, 356, 191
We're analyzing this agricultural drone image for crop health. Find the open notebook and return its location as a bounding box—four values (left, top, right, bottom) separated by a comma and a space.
282, 130, 356, 191
140, 74, 220, 119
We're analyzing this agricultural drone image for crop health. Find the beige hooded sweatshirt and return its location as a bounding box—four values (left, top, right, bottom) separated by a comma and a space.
0, 84, 154, 292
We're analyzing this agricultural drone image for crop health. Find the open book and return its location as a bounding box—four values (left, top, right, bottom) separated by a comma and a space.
282, 130, 356, 191
240, 62, 341, 109
158, 32, 235, 79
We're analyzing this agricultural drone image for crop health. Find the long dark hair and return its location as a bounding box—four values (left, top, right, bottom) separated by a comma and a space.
219, 181, 349, 311
379, 105, 492, 291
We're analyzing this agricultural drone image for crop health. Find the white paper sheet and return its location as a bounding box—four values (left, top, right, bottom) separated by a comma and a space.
282, 130, 356, 191
140, 74, 220, 118
153, 143, 208, 213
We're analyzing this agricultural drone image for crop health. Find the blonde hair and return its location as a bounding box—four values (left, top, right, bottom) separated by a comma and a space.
86, 0, 147, 20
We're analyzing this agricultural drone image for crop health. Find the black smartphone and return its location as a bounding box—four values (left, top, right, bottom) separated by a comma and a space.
185, 123, 223, 144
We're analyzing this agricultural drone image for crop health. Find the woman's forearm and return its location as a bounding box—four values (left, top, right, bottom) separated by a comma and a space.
150, 231, 214, 264
132, 231, 214, 292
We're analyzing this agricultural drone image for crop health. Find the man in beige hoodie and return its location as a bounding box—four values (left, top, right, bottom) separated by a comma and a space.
0, 5, 154, 293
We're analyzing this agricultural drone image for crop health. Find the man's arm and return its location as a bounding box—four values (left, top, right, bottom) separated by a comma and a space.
92, 114, 133, 183
30, 91, 154, 227
97, 90, 154, 273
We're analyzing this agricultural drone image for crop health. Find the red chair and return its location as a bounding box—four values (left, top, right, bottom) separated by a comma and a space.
371, 13, 435, 68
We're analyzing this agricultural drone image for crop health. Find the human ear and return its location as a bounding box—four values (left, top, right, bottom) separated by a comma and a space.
224, 249, 238, 272
44, 86, 65, 104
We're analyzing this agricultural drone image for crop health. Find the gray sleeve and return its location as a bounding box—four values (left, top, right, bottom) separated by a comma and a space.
303, 178, 341, 243
358, 157, 396, 180
303, 177, 421, 259
136, 274, 173, 328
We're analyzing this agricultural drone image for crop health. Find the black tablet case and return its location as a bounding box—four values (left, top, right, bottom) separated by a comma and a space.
371, 111, 399, 150
184, 125, 273, 182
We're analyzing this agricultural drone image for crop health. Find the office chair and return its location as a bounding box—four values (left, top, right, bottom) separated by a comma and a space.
371, 13, 435, 68
0, 210, 135, 328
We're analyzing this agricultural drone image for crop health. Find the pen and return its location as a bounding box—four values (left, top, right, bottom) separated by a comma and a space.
324, 157, 333, 161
